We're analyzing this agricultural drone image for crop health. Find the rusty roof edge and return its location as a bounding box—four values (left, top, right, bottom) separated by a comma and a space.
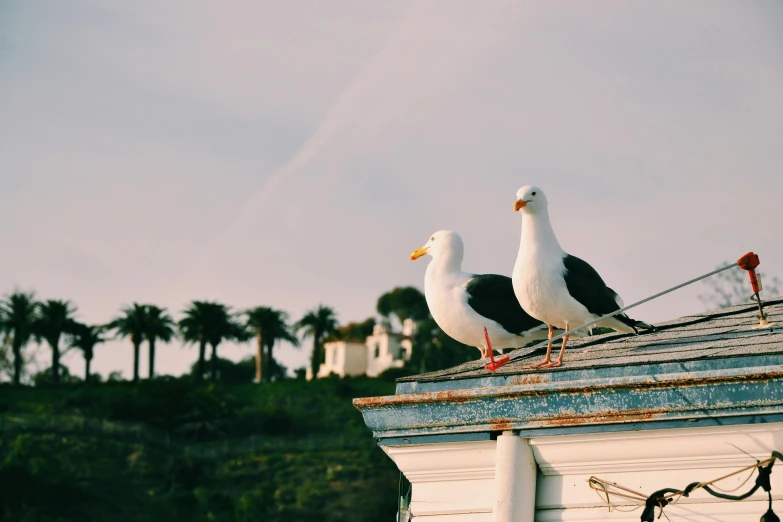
353, 363, 783, 409
371, 408, 783, 441
354, 365, 783, 440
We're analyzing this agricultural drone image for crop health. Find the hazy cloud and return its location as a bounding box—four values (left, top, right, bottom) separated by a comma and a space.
2, 1, 782, 379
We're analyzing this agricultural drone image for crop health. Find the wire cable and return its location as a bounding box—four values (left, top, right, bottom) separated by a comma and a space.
507, 261, 741, 364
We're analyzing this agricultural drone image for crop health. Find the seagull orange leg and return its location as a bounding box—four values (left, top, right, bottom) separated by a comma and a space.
485, 327, 495, 364
540, 324, 569, 368
484, 326, 510, 373
478, 328, 492, 359
540, 335, 568, 368
524, 324, 555, 369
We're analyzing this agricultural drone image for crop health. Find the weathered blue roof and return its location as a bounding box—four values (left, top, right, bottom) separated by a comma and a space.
353, 299, 783, 443
398, 299, 783, 387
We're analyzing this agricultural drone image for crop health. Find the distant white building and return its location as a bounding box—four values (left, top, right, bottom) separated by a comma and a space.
307, 318, 417, 380
310, 339, 368, 379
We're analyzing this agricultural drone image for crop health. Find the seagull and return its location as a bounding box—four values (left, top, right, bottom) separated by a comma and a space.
410, 230, 552, 359
511, 185, 653, 369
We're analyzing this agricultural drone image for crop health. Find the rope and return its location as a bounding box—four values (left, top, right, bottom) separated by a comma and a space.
707, 465, 757, 493
588, 451, 783, 521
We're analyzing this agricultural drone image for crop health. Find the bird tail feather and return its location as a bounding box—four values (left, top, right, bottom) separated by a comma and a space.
614, 314, 655, 334
634, 320, 655, 332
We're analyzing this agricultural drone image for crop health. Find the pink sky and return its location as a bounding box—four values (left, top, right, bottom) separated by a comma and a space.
2, 1, 782, 379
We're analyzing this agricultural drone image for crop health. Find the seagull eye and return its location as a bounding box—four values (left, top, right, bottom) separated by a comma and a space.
431, 237, 435, 241
532, 191, 537, 196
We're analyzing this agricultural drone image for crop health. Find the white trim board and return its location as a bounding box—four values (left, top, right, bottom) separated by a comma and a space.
382, 422, 783, 521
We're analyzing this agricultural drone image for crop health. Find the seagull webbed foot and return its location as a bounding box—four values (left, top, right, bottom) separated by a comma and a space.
523, 358, 552, 369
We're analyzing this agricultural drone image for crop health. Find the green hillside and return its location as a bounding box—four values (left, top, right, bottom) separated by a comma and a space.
0, 377, 398, 522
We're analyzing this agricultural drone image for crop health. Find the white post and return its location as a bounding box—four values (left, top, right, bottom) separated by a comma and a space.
494, 431, 537, 522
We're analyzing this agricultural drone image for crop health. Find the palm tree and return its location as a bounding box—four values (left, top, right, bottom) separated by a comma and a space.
296, 305, 339, 379
179, 301, 211, 381
0, 291, 39, 386
179, 301, 249, 381
68, 323, 106, 382
245, 306, 299, 383
0, 335, 13, 381
34, 300, 78, 385
203, 302, 249, 381
143, 305, 176, 379
106, 303, 147, 382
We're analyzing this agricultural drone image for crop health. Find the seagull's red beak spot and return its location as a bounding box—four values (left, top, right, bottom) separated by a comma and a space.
514, 199, 528, 211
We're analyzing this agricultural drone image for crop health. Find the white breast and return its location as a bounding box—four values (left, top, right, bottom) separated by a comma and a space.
424, 265, 525, 350
513, 250, 592, 330
424, 268, 481, 346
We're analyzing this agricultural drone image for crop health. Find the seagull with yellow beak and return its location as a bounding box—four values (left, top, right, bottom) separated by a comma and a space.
411, 230, 551, 359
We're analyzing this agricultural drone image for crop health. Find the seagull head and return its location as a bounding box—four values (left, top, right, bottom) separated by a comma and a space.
514, 185, 547, 214
410, 230, 463, 261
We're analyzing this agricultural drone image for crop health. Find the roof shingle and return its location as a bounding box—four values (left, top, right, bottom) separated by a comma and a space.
398, 299, 783, 384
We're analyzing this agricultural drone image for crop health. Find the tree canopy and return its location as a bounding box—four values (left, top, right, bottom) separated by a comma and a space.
333, 317, 376, 342
143, 305, 176, 379
245, 306, 299, 383
106, 303, 148, 382
67, 323, 106, 382
0, 291, 39, 385
376, 286, 428, 324
34, 299, 78, 385
178, 300, 213, 380
296, 305, 339, 379
407, 317, 474, 374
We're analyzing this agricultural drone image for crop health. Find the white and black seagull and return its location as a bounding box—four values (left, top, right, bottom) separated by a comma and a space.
410, 230, 551, 359
511, 185, 653, 369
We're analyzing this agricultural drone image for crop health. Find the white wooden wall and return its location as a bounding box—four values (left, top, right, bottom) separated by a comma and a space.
384, 423, 783, 522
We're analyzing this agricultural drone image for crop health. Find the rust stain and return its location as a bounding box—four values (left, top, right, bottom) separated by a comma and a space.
352, 368, 783, 410
486, 409, 665, 430
489, 418, 513, 431
426, 390, 482, 404
509, 374, 547, 386
540, 407, 663, 427
354, 388, 486, 407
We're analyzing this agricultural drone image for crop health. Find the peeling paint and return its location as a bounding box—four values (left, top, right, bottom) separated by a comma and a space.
353, 363, 783, 440
354, 304, 783, 442
541, 408, 660, 427
489, 418, 513, 431
509, 374, 548, 386
353, 367, 783, 409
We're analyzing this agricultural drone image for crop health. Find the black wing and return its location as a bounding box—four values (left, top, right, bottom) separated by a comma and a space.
563, 255, 651, 331
465, 274, 545, 335
562, 255, 620, 316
